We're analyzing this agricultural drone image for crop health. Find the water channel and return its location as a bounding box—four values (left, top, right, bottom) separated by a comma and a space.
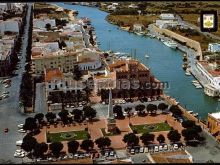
56, 3, 220, 119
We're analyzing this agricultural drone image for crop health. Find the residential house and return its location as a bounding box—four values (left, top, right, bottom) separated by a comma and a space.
33, 18, 56, 29
0, 20, 20, 34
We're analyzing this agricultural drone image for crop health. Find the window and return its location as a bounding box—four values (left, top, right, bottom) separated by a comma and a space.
60, 84, 63, 87
48, 85, 51, 88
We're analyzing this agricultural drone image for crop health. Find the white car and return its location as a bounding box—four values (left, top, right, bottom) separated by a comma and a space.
154, 146, 159, 152
109, 151, 114, 156
79, 104, 83, 107
173, 144, 178, 150
130, 148, 135, 154
70, 105, 75, 108
16, 140, 23, 146
18, 124, 24, 129
159, 145, 163, 151
18, 129, 26, 133
139, 147, 144, 153
144, 147, 149, 153
14, 152, 25, 158
2, 91, 9, 95
2, 94, 9, 99
122, 100, 126, 104
66, 105, 70, 108
102, 102, 105, 105
5, 84, 10, 88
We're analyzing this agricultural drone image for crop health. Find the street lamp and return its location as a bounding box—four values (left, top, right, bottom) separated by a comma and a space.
86, 118, 89, 132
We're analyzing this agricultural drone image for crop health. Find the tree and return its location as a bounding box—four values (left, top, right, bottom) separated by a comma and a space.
146, 104, 157, 114
95, 137, 111, 150
45, 23, 51, 31
157, 103, 168, 112
83, 106, 97, 120
157, 134, 165, 143
140, 133, 155, 145
21, 134, 37, 153
73, 65, 82, 80
49, 142, 64, 158
58, 109, 69, 124
135, 104, 145, 115
67, 140, 79, 154
23, 117, 38, 132
123, 133, 139, 147
45, 112, 56, 123
182, 120, 195, 128
72, 109, 83, 122
34, 113, 44, 125
80, 140, 94, 151
167, 130, 181, 142
113, 105, 124, 119
33, 142, 48, 158
169, 105, 182, 117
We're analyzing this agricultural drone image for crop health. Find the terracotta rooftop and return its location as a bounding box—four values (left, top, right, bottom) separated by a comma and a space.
108, 59, 149, 72
45, 68, 63, 82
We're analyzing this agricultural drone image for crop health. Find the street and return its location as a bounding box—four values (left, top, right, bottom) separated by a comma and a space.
0, 4, 33, 164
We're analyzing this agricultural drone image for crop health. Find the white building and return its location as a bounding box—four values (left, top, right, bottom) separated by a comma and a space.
133, 24, 144, 32
159, 13, 175, 20
156, 20, 178, 29
196, 61, 220, 95
208, 43, 220, 53
0, 20, 20, 34
33, 19, 56, 29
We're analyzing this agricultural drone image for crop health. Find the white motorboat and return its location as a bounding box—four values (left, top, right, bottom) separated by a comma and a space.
145, 54, 149, 58
185, 71, 191, 76
163, 40, 177, 49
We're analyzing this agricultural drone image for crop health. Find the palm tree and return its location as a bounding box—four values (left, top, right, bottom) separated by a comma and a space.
140, 133, 155, 145
157, 134, 165, 144
67, 140, 79, 154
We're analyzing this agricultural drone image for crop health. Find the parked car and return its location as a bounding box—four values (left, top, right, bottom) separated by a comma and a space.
163, 144, 168, 150
159, 145, 163, 151
18, 129, 26, 133
173, 144, 179, 150
14, 152, 25, 158
144, 147, 149, 153
104, 152, 109, 157
139, 147, 144, 153
154, 146, 159, 152
18, 124, 24, 129
16, 140, 23, 146
109, 151, 115, 157
5, 84, 10, 88
2, 91, 9, 95
130, 148, 135, 154
2, 94, 9, 99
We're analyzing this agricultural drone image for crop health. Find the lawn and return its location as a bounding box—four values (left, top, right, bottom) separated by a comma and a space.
47, 130, 89, 143
130, 122, 171, 134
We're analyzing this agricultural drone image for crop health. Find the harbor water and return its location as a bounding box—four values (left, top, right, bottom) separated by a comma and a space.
55, 3, 220, 119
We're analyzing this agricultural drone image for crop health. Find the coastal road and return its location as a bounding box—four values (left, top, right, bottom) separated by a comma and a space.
0, 4, 34, 164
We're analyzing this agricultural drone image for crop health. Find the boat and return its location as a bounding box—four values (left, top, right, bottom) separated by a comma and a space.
193, 113, 198, 117
195, 85, 202, 89
163, 40, 177, 49
145, 54, 149, 58
108, 29, 111, 32
185, 71, 191, 76
192, 80, 199, 83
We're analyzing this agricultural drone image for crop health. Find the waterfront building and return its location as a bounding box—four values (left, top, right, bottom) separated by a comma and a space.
207, 112, 220, 141
204, 84, 219, 97
196, 61, 220, 92
208, 43, 220, 53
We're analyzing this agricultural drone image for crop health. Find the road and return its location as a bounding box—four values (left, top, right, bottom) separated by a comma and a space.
35, 83, 47, 114
0, 4, 33, 164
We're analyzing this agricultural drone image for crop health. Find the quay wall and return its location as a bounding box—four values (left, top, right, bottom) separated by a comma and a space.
152, 25, 203, 60
161, 94, 207, 129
